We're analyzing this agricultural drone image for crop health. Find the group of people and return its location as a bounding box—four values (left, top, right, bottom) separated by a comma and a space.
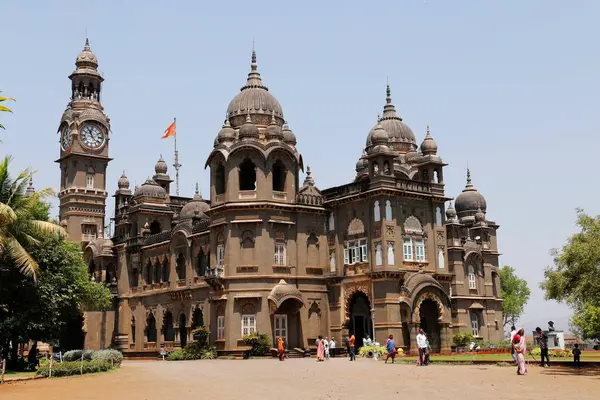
316, 336, 336, 361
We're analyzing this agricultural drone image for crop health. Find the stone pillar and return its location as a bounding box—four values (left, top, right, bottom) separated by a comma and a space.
440, 323, 451, 352
169, 253, 177, 289
409, 323, 419, 354
186, 246, 194, 284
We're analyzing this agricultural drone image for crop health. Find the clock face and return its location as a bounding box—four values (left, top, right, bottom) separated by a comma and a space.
61, 125, 71, 150
80, 123, 105, 149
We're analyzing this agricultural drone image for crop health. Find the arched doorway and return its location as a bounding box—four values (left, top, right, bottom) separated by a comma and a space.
419, 299, 441, 353
271, 298, 303, 349
179, 313, 187, 347
191, 307, 204, 329
348, 292, 372, 348
146, 313, 157, 343
163, 312, 175, 342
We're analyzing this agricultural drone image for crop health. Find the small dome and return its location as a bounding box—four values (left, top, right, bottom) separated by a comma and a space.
265, 112, 283, 140
133, 178, 168, 200
455, 169, 487, 216
371, 122, 389, 144
282, 123, 297, 145
179, 184, 210, 220
216, 120, 236, 143
155, 155, 168, 174
355, 155, 367, 172
75, 39, 98, 69
475, 207, 486, 223
420, 126, 438, 155
445, 202, 457, 219
25, 177, 35, 197
239, 114, 259, 140
118, 171, 130, 189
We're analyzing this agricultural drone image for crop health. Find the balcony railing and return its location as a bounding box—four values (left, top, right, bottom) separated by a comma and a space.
81, 233, 97, 242
296, 193, 323, 206
239, 190, 257, 200
272, 191, 286, 201
205, 266, 224, 279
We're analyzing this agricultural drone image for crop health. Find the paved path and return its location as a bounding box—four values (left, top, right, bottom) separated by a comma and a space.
1, 358, 599, 399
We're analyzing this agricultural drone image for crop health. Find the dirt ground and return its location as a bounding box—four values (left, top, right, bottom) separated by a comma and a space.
2, 358, 599, 400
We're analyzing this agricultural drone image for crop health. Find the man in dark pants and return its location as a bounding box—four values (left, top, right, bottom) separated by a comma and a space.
536, 327, 550, 367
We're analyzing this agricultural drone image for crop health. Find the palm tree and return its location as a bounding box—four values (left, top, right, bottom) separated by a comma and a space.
0, 90, 15, 130
0, 156, 65, 279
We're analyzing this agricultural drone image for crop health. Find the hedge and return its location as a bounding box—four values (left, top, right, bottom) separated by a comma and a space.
37, 359, 117, 377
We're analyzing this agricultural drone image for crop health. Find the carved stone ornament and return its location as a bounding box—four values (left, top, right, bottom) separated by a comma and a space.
404, 215, 423, 234
343, 281, 371, 321
436, 231, 445, 241
386, 225, 395, 238
347, 218, 365, 236
374, 226, 381, 238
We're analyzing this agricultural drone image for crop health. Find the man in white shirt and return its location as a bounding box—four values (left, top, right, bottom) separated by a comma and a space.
329, 337, 336, 357
509, 326, 517, 363
416, 329, 427, 366
324, 336, 330, 360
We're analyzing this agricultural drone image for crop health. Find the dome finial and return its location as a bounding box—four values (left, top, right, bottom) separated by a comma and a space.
386, 82, 392, 105
246, 111, 252, 123
251, 42, 257, 71
466, 168, 472, 187
426, 125, 431, 137
84, 38, 90, 51
303, 165, 315, 186
271, 110, 276, 124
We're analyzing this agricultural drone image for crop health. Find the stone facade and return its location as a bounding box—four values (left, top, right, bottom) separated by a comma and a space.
59, 41, 503, 354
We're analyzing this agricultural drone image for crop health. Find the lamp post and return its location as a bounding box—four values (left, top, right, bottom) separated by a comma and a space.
370, 308, 376, 343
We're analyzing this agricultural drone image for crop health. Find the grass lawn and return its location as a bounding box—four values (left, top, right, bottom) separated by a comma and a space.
3, 370, 37, 379
397, 352, 600, 362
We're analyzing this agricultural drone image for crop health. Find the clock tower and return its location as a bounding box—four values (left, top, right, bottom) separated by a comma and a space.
56, 39, 111, 247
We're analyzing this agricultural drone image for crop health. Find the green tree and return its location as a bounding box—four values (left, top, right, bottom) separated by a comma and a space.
0, 156, 65, 279
0, 90, 15, 130
499, 265, 531, 327
541, 209, 600, 340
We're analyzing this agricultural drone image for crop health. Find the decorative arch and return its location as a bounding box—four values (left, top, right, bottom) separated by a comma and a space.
268, 279, 304, 312
347, 218, 365, 237
403, 215, 423, 234
343, 283, 371, 321
412, 292, 446, 323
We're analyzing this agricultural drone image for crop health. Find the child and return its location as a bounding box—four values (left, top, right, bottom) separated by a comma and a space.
573, 343, 581, 368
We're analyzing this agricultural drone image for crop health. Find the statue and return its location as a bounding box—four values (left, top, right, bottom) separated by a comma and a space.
548, 321, 555, 332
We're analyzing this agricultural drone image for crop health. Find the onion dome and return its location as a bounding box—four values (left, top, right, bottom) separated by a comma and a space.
133, 178, 168, 200
25, 177, 35, 196
226, 48, 284, 128
455, 169, 487, 216
75, 38, 98, 69
265, 111, 283, 141
420, 125, 438, 155
282, 123, 297, 145
445, 202, 457, 219
155, 155, 168, 174
117, 171, 130, 189
367, 122, 392, 154
366, 85, 416, 153
238, 114, 259, 140
216, 119, 236, 144
179, 183, 210, 220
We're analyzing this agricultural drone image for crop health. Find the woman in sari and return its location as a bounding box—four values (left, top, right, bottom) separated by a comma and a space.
277, 336, 285, 361
513, 328, 528, 375
316, 336, 325, 361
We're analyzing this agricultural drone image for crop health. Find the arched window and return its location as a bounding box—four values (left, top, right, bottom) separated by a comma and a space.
241, 231, 255, 265
154, 260, 161, 283
163, 312, 175, 342
146, 313, 157, 343
383, 161, 390, 174
176, 253, 186, 281
328, 213, 335, 231
468, 265, 476, 290
215, 163, 226, 195
437, 247, 445, 269
492, 272, 498, 297
272, 160, 286, 192
239, 159, 256, 191
403, 238, 413, 261
162, 258, 169, 283
149, 220, 161, 235
387, 243, 395, 265
434, 170, 439, 184
197, 250, 208, 276
470, 311, 480, 336
436, 207, 442, 226
375, 243, 383, 266
146, 260, 153, 284
179, 313, 187, 347
374, 201, 381, 222
307, 233, 319, 267
274, 240, 286, 266
329, 252, 336, 272
385, 200, 392, 220
217, 235, 225, 268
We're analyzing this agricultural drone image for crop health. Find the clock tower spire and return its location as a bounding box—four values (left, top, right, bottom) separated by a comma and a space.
56, 38, 112, 247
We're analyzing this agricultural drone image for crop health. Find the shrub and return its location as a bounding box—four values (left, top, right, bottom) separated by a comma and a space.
166, 343, 217, 361
191, 326, 210, 346
531, 347, 541, 356
62, 350, 94, 362
242, 333, 270, 356
550, 349, 572, 358
91, 349, 123, 366
168, 349, 185, 361
358, 345, 388, 358
37, 359, 117, 377
453, 332, 474, 347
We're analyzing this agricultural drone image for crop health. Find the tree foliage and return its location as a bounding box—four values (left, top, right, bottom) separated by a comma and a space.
0, 155, 65, 279
499, 265, 531, 327
541, 209, 600, 340
0, 90, 15, 130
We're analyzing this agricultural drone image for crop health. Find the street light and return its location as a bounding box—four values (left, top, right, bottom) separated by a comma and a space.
370, 308, 376, 343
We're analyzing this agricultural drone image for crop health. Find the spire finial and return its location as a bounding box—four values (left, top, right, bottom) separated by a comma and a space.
84, 38, 90, 51
271, 109, 276, 124
251, 43, 257, 71
303, 165, 315, 186
195, 182, 200, 195
386, 83, 392, 104
466, 168, 473, 188
426, 125, 432, 138
246, 111, 252, 123
377, 113, 381, 122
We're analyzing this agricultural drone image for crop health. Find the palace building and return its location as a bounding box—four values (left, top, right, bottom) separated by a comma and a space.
57, 40, 503, 355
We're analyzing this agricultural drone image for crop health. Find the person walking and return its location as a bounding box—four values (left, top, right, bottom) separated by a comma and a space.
277, 336, 286, 361
324, 336, 330, 360
573, 343, 582, 368
509, 325, 517, 363
316, 336, 325, 361
349, 332, 356, 361
329, 337, 336, 358
416, 329, 427, 366
536, 327, 550, 367
513, 328, 528, 375
385, 334, 396, 364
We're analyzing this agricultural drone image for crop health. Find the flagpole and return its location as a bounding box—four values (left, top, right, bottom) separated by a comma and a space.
172, 117, 181, 196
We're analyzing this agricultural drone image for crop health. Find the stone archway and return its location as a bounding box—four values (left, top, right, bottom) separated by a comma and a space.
348, 291, 372, 348
419, 299, 441, 353
268, 280, 304, 349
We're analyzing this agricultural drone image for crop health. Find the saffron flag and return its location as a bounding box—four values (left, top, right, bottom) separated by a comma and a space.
162, 121, 176, 139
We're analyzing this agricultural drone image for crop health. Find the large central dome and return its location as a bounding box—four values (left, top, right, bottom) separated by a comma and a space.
226, 49, 284, 129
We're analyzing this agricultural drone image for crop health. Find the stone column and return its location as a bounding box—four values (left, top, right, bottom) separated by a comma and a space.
186, 246, 194, 284
169, 253, 177, 289
440, 323, 451, 352
409, 323, 419, 354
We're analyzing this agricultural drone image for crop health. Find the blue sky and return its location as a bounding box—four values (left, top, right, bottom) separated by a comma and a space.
2, 0, 599, 333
